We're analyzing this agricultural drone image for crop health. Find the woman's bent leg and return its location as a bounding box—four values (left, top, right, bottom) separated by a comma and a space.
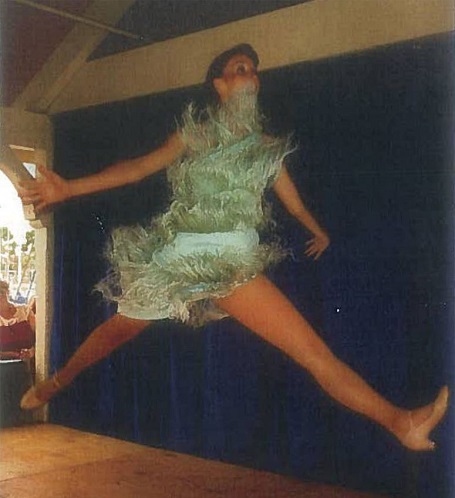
215, 275, 448, 450
21, 314, 151, 409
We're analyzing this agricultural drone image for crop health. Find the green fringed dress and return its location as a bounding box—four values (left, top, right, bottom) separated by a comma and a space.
98, 100, 293, 326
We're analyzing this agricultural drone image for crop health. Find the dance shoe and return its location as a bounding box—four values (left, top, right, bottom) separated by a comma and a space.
401, 386, 449, 451
20, 374, 63, 410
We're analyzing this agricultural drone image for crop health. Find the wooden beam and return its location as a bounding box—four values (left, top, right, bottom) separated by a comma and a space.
13, 0, 141, 40
9, 145, 36, 165
49, 0, 455, 114
12, 0, 136, 113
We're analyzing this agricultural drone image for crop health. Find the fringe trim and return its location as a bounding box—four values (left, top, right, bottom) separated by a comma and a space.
96, 98, 295, 326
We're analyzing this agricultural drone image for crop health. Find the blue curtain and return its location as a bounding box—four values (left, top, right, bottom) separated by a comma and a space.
49, 34, 454, 497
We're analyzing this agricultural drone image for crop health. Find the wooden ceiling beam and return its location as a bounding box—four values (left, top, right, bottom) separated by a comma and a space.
12, 0, 137, 113
49, 0, 454, 115
13, 0, 141, 40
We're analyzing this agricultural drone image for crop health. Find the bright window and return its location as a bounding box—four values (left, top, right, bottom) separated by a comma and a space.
0, 169, 36, 303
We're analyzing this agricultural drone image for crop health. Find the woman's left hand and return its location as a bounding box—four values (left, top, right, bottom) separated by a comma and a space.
305, 232, 330, 260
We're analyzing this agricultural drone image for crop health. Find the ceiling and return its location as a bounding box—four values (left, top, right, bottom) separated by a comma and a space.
91, 0, 310, 59
1, 0, 91, 106
1, 0, 309, 107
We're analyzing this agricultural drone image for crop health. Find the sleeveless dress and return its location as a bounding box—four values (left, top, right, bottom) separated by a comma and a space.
97, 99, 293, 326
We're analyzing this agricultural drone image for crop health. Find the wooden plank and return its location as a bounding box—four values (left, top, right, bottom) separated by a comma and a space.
0, 424, 388, 498
0, 424, 145, 480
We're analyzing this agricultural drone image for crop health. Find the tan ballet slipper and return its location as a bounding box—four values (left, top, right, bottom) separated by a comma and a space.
20, 374, 64, 410
401, 386, 449, 451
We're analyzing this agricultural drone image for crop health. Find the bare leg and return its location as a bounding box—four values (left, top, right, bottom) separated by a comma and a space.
21, 314, 151, 409
215, 275, 448, 451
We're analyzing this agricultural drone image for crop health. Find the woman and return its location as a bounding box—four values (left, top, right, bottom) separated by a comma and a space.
0, 280, 35, 362
19, 44, 447, 451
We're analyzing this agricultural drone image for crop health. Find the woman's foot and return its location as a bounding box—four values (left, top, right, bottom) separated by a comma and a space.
20, 374, 64, 410
394, 386, 449, 451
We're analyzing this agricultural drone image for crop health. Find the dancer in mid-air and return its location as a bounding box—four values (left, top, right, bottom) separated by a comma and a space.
19, 44, 448, 451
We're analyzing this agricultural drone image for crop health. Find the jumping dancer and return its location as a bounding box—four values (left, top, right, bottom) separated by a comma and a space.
19, 44, 448, 451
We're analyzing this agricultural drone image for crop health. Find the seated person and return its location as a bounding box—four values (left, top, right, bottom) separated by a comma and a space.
0, 280, 35, 362
0, 280, 35, 427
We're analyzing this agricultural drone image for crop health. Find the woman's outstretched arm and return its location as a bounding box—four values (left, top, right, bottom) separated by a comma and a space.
273, 165, 330, 259
19, 132, 186, 213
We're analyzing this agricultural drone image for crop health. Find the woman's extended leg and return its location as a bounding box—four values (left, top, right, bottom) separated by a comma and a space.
21, 314, 151, 409
215, 275, 448, 451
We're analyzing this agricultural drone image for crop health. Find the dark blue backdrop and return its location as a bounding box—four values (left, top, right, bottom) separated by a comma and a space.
50, 34, 454, 497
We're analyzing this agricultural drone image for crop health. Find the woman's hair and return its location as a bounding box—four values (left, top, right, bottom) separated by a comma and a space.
0, 280, 9, 296
205, 43, 259, 104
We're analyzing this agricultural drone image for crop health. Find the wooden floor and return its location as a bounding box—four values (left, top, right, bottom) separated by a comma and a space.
0, 424, 387, 498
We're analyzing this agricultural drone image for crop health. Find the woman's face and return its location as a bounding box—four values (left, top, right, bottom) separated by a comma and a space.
214, 54, 259, 102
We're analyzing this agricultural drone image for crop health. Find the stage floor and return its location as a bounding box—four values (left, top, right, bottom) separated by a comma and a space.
0, 424, 387, 497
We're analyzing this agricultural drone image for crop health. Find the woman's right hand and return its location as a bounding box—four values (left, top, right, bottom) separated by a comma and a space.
18, 165, 71, 213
